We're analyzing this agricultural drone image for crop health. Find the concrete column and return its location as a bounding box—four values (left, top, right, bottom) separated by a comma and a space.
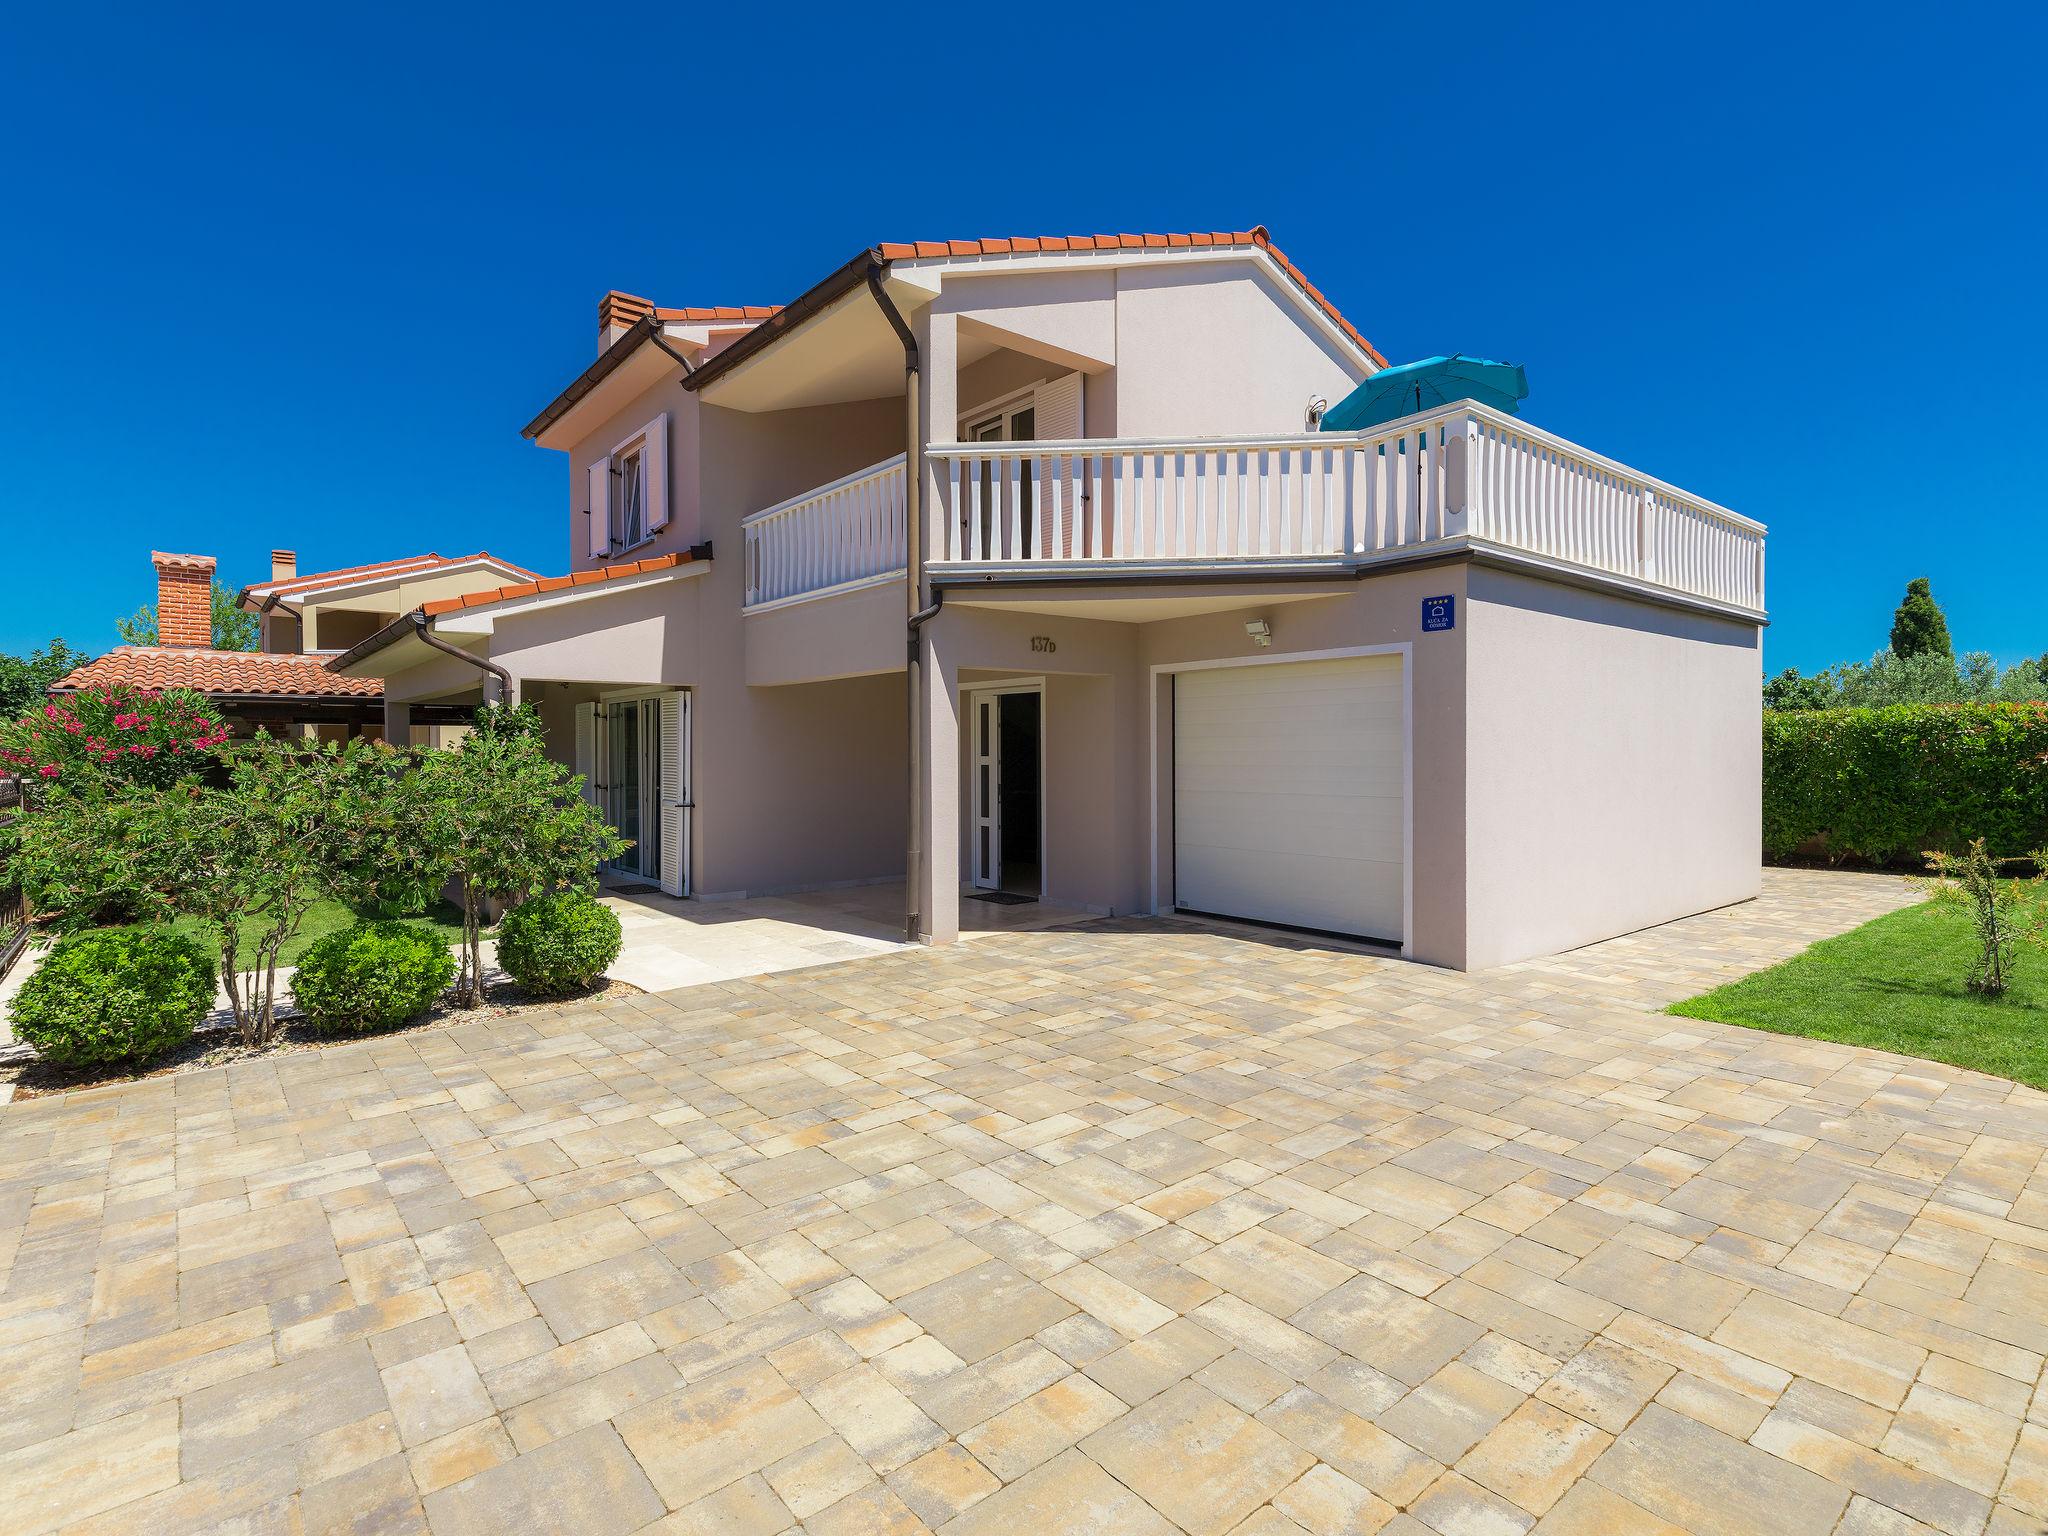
382, 699, 411, 745
916, 621, 960, 944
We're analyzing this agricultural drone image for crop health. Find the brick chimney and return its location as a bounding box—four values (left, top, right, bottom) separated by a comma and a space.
271, 549, 296, 582
150, 551, 216, 649
598, 290, 656, 351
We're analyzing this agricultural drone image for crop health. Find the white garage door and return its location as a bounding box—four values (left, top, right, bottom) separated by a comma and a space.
1173, 656, 1404, 943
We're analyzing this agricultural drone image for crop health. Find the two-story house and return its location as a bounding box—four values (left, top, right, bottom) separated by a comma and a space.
332, 227, 1766, 970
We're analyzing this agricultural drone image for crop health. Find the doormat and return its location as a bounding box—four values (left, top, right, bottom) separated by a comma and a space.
609, 883, 661, 896
967, 891, 1037, 906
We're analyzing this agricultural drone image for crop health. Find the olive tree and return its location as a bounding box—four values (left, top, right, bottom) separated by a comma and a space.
412, 729, 624, 1006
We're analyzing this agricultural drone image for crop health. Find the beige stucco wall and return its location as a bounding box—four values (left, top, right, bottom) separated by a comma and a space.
1460, 567, 1763, 970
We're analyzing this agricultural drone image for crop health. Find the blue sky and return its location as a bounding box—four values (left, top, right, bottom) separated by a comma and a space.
2, 3, 2041, 673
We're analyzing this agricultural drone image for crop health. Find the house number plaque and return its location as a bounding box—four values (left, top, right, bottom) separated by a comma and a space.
1030, 636, 1057, 653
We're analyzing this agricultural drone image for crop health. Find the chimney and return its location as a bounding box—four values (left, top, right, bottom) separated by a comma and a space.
150, 551, 216, 649
271, 549, 296, 582
598, 289, 656, 352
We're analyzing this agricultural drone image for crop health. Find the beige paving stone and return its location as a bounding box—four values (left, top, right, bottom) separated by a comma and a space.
939, 1447, 1177, 1535
180, 1341, 388, 1476
1532, 1480, 1688, 1534
614, 1357, 831, 1509
808, 1362, 947, 1473
1085, 1381, 1315, 1536
1534, 1338, 1675, 1434
1456, 1399, 1611, 1517
1378, 1359, 1530, 1464
1712, 1291, 1926, 1411
802, 1480, 927, 1536
899, 1260, 1075, 1363
421, 1421, 664, 1536
406, 1416, 517, 1497
7, 871, 2040, 1536
887, 1441, 1001, 1527
958, 1372, 1127, 1480
763, 1433, 876, 1519
1273, 1462, 1396, 1535
1587, 1402, 1849, 1535
0, 1401, 180, 1536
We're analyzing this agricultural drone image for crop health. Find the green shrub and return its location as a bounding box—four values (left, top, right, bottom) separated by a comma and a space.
1764, 703, 2048, 864
9, 929, 216, 1068
496, 889, 621, 997
290, 919, 456, 1034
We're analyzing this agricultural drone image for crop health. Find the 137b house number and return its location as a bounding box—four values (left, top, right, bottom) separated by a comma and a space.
1030, 636, 1057, 653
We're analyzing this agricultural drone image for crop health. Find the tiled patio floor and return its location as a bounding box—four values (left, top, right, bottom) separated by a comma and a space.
8, 869, 2048, 1535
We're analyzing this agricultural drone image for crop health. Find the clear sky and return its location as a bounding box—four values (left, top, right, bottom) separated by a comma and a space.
2, 3, 2041, 673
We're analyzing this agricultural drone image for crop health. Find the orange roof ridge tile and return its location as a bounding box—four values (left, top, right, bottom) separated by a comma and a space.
419, 551, 695, 619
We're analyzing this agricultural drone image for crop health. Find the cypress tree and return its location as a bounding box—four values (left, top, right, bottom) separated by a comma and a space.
1889, 577, 1953, 660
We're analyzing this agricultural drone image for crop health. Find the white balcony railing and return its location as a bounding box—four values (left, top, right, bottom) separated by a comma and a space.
928, 402, 1764, 611
738, 405, 1764, 615
742, 452, 906, 609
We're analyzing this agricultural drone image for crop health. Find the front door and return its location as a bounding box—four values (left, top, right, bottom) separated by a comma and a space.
968, 686, 1043, 896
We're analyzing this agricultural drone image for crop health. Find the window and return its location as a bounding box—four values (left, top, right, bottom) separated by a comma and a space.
613, 448, 645, 550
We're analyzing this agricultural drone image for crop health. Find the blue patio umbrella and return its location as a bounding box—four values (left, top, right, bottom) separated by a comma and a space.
1318, 354, 1528, 432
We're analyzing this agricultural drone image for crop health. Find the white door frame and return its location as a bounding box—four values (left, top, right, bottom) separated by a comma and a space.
964, 679, 1047, 895
1147, 644, 1413, 957
594, 690, 671, 882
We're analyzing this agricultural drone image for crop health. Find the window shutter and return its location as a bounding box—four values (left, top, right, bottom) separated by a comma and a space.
643, 412, 671, 532
658, 691, 689, 896
1035, 372, 1084, 441
573, 702, 597, 807
587, 455, 612, 558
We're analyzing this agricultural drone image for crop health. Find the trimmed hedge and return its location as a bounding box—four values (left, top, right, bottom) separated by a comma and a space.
1764, 703, 2048, 864
291, 920, 456, 1034
9, 929, 216, 1068
496, 889, 621, 997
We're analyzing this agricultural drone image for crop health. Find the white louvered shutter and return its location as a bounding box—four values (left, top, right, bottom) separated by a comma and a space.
1034, 374, 1085, 556
573, 702, 597, 807
1034, 372, 1084, 440
587, 455, 612, 558
658, 691, 689, 897
643, 413, 671, 532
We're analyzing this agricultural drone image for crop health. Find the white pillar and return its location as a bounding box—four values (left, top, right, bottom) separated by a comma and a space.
917, 625, 960, 944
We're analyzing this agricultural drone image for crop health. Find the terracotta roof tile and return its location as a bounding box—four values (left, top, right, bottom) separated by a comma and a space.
861, 228, 1386, 367
418, 551, 698, 619
247, 551, 537, 602
52, 648, 384, 699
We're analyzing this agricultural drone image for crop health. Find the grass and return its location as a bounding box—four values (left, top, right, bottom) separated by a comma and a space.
1669, 892, 2048, 1089
111, 897, 469, 971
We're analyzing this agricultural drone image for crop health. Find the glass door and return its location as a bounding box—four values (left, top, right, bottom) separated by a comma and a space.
602, 698, 663, 878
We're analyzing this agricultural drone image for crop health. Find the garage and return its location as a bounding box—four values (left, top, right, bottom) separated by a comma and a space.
1172, 654, 1406, 944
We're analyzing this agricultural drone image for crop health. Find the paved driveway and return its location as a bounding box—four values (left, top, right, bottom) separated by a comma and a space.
7, 871, 2048, 1535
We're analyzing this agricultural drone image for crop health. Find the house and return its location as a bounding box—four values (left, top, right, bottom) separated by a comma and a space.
52, 548, 536, 740
332, 227, 1765, 970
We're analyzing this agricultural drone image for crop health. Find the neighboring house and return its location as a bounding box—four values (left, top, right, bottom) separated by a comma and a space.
52, 548, 536, 740
333, 226, 1766, 970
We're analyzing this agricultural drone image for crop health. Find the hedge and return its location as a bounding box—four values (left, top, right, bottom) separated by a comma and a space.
1763, 703, 2048, 864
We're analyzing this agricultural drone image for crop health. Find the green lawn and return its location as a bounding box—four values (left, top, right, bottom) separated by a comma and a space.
1669, 894, 2048, 1088
114, 897, 469, 971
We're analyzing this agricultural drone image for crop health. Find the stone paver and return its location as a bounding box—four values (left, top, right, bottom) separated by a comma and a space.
11, 868, 2048, 1534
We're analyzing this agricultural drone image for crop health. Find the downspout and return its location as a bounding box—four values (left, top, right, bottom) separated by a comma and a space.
410, 612, 516, 707
866, 262, 928, 944
645, 324, 697, 378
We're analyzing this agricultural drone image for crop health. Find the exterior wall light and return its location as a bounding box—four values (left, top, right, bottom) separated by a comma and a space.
1244, 618, 1272, 647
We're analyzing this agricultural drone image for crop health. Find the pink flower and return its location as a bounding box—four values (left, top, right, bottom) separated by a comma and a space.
38, 764, 58, 778
64, 721, 82, 734
43, 704, 59, 720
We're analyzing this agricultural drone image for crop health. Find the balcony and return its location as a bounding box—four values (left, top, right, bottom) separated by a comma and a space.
741, 404, 1765, 617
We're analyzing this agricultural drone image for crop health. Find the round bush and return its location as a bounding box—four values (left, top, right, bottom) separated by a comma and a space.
9, 929, 216, 1069
497, 890, 622, 997
291, 920, 457, 1034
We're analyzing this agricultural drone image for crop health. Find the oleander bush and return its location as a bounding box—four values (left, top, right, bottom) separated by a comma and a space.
8, 929, 216, 1068
1763, 703, 2048, 865
496, 889, 621, 997
290, 919, 456, 1034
